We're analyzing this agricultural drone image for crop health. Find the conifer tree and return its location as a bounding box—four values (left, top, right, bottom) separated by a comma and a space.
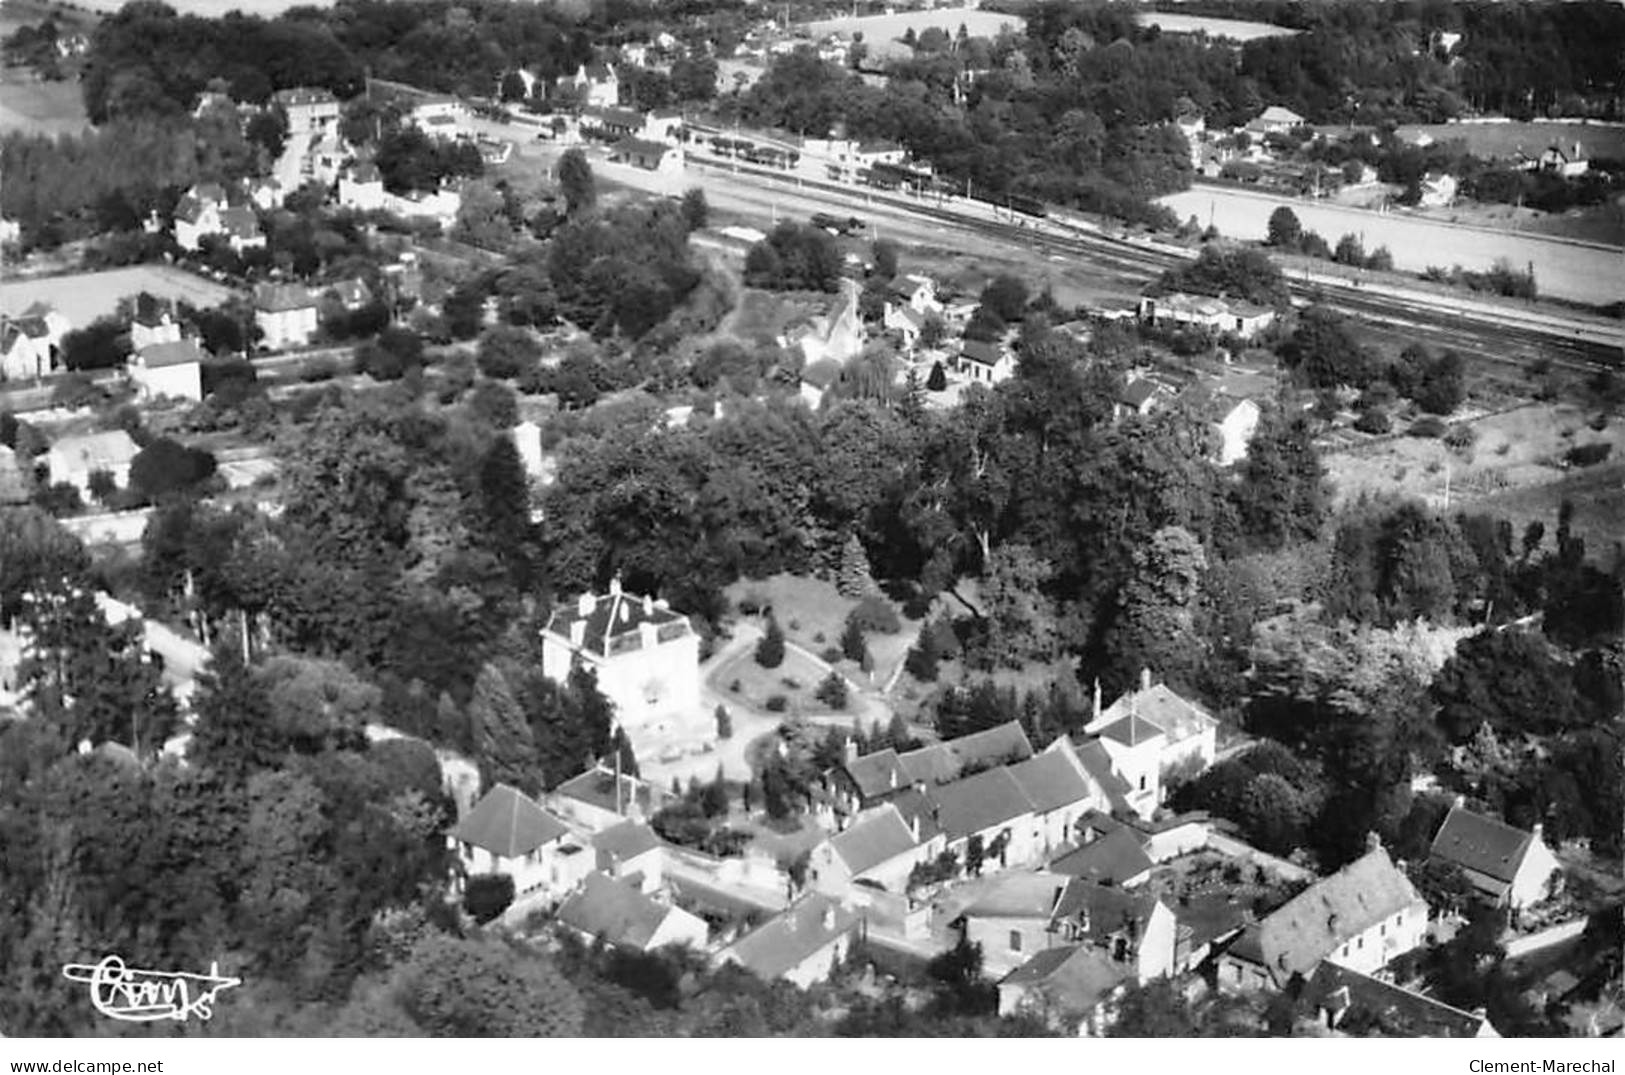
755, 614, 786, 668
836, 532, 874, 597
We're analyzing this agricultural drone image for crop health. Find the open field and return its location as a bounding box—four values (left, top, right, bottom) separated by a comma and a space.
1134, 11, 1298, 41
0, 265, 236, 325
1394, 121, 1625, 163
802, 7, 1024, 61
1159, 184, 1625, 305
1323, 402, 1625, 559
0, 75, 89, 137
1408, 195, 1625, 248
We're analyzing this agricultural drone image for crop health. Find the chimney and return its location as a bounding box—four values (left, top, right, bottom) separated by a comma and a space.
1531, 822, 1544, 845
569, 620, 586, 647
889, 768, 898, 789
1141, 667, 1152, 692
609, 573, 623, 597
642, 594, 653, 615
844, 738, 858, 764
1453, 794, 1466, 809
1366, 831, 1383, 854
822, 904, 837, 932
910, 814, 919, 842
577, 592, 595, 617
639, 621, 658, 649
1093, 678, 1102, 720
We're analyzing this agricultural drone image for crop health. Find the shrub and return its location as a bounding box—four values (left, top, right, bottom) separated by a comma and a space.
462, 874, 515, 925
815, 672, 848, 709
301, 357, 341, 383
1566, 442, 1613, 468
905, 642, 939, 682
737, 589, 771, 616
729, 679, 741, 693
1353, 409, 1391, 435
780, 677, 802, 690
1443, 423, 1478, 453
848, 595, 901, 633
715, 704, 732, 740
1409, 416, 1447, 439
765, 694, 789, 712
820, 646, 843, 663
1589, 413, 1610, 432
1495, 441, 1511, 456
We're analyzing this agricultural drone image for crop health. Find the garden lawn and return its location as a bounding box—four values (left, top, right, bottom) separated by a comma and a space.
724, 573, 921, 689
712, 640, 830, 716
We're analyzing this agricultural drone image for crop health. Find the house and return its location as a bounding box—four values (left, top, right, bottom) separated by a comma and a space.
807, 802, 944, 897
1537, 143, 1589, 178
882, 303, 924, 349
798, 358, 841, 409
128, 340, 206, 403
1217, 837, 1429, 991
960, 873, 1176, 979
1088, 709, 1166, 822
217, 206, 264, 253
1006, 744, 1109, 855
562, 62, 620, 109
44, 430, 140, 494
129, 295, 183, 351
328, 278, 374, 313
1116, 377, 1171, 420
1138, 292, 1275, 340
593, 819, 667, 892
339, 162, 387, 213
539, 577, 701, 754
1418, 171, 1459, 208
449, 783, 593, 901
0, 445, 34, 505
0, 307, 66, 381
641, 109, 684, 145
958, 872, 1077, 974
253, 283, 319, 351
580, 106, 644, 141
828, 721, 1035, 814
554, 871, 708, 953
1175, 112, 1206, 168
610, 137, 684, 176
1049, 825, 1154, 888
1247, 105, 1306, 136
885, 274, 940, 316
720, 894, 862, 988
925, 766, 1041, 869
957, 338, 1016, 385
1208, 395, 1262, 467
243, 178, 284, 213
1428, 806, 1562, 912
271, 87, 340, 138
1084, 669, 1222, 783
997, 943, 1133, 1029
785, 279, 864, 367
172, 184, 227, 252
1303, 962, 1500, 1038
549, 763, 668, 833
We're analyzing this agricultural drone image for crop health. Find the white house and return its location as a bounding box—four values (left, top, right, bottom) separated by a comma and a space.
1217, 838, 1429, 991
957, 338, 1016, 385
925, 766, 1042, 870
449, 782, 594, 901
610, 137, 685, 176
271, 87, 341, 138
128, 340, 206, 403
0, 305, 67, 381
339, 162, 387, 213
549, 764, 669, 833
1085, 670, 1221, 784
129, 296, 183, 352
1418, 171, 1460, 208
593, 819, 667, 892
641, 109, 684, 145
384, 183, 463, 228
1536, 143, 1589, 178
1246, 105, 1306, 136
1428, 807, 1562, 912
554, 870, 708, 953
562, 62, 621, 108
783, 279, 864, 367
1006, 743, 1109, 857
172, 183, 229, 252
1210, 396, 1262, 467
1138, 293, 1275, 340
807, 802, 944, 897
720, 894, 861, 989
44, 430, 141, 496
962, 873, 1176, 980
253, 282, 319, 351
886, 274, 940, 316
539, 577, 701, 756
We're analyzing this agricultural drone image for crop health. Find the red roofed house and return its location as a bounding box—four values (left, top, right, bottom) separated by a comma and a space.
1218, 836, 1429, 992
128, 339, 206, 403
554, 870, 708, 954
1428, 806, 1562, 912
540, 577, 701, 755
720, 894, 861, 988
449, 782, 594, 902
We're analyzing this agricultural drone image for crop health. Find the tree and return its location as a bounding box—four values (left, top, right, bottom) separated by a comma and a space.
840, 616, 867, 663
1333, 232, 1365, 266
59, 317, 128, 371
977, 543, 1059, 669
1231, 405, 1328, 552
1266, 206, 1302, 247
463, 873, 515, 924
397, 934, 584, 1036
468, 379, 518, 429
499, 71, 527, 103
477, 325, 542, 381
1415, 350, 1466, 415
871, 239, 899, 280
755, 615, 786, 669
469, 662, 539, 793
979, 275, 1029, 323
1431, 628, 1581, 743
1105, 526, 1209, 693
815, 671, 848, 709
680, 187, 708, 231
558, 149, 595, 216
836, 532, 873, 597
715, 704, 732, 740
926, 360, 947, 391
1279, 306, 1376, 389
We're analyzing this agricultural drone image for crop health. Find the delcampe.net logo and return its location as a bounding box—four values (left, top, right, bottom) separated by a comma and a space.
61, 956, 241, 1023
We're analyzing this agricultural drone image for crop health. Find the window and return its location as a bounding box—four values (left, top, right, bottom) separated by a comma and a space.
1138, 774, 1147, 791
1009, 931, 1023, 953
1380, 923, 1386, 937
1357, 936, 1364, 950
1232, 963, 1242, 983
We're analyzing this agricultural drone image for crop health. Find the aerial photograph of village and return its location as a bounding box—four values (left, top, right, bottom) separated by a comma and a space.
0, 0, 1621, 1048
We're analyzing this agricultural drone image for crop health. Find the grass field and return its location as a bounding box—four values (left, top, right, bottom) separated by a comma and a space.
1134, 11, 1298, 41
803, 7, 1025, 61
0, 265, 236, 325
0, 76, 89, 137
1395, 121, 1625, 163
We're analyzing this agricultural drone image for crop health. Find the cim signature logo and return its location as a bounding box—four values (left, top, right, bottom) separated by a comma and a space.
62, 955, 241, 1023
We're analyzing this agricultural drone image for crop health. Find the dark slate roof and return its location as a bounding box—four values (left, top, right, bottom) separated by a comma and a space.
962, 871, 1071, 919
254, 282, 317, 313
594, 820, 663, 866
1121, 378, 1164, 408
542, 587, 688, 658
584, 105, 643, 129
897, 721, 1033, 787
137, 340, 206, 369
886, 787, 945, 844
959, 338, 1004, 366
1246, 847, 1424, 980
1098, 682, 1218, 745
829, 804, 918, 876
1305, 962, 1494, 1038
451, 783, 570, 858
220, 206, 260, 239
1073, 739, 1134, 815
553, 766, 661, 817
1051, 879, 1159, 942
926, 766, 1035, 839
1429, 807, 1535, 886
612, 136, 673, 160
348, 161, 382, 183
273, 87, 338, 107
998, 944, 1078, 987
1098, 711, 1166, 748
800, 357, 843, 391
1049, 827, 1153, 886
842, 747, 908, 800
556, 871, 682, 950
1007, 750, 1095, 814
998, 945, 1130, 1012
726, 895, 859, 980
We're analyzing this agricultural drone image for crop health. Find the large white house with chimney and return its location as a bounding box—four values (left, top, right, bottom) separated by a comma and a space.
540, 577, 700, 756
